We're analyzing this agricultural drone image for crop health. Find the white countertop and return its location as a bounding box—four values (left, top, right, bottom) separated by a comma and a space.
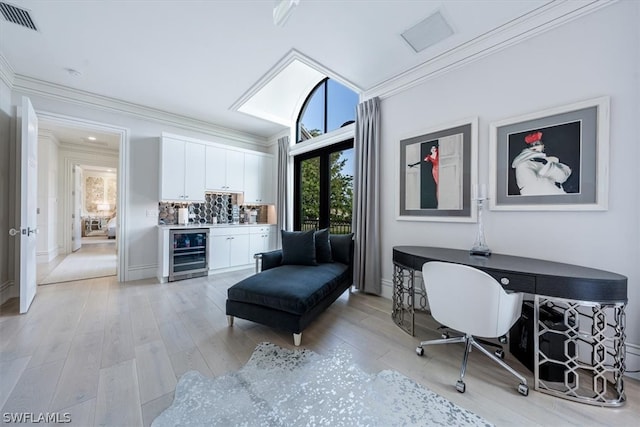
157, 223, 275, 230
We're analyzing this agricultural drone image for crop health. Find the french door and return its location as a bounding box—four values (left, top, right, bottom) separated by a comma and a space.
294, 140, 354, 234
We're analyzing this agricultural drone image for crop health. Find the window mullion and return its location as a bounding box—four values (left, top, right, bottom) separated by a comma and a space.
319, 153, 330, 230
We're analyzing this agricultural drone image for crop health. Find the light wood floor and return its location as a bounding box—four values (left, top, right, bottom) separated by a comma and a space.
0, 270, 638, 426
37, 242, 117, 285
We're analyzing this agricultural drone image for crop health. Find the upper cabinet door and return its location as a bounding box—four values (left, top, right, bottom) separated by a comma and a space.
205, 146, 244, 192
244, 153, 274, 205
225, 150, 245, 192
184, 142, 206, 202
260, 155, 274, 205
243, 152, 261, 204
160, 137, 186, 201
205, 145, 227, 190
160, 137, 205, 202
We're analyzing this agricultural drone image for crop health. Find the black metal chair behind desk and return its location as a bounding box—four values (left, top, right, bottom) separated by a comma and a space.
392, 246, 628, 407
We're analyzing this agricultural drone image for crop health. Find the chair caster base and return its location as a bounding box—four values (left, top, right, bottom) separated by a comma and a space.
456, 380, 466, 393
518, 383, 529, 396
494, 349, 505, 359
416, 346, 424, 356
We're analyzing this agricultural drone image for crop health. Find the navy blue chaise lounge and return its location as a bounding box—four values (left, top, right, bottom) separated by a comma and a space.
226, 231, 353, 346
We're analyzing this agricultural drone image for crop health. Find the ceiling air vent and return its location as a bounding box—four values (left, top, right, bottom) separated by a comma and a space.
401, 10, 453, 53
0, 2, 38, 31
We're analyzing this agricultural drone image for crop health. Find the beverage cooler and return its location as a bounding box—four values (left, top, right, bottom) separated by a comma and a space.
169, 229, 209, 281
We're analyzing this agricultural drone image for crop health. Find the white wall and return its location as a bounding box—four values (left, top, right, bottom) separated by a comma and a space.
379, 1, 639, 359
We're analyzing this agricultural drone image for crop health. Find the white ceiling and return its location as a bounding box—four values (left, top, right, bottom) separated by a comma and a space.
2, 0, 575, 143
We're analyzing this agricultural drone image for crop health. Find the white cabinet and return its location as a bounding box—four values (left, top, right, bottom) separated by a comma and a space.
205, 146, 244, 192
158, 227, 170, 282
160, 137, 206, 202
244, 152, 274, 205
209, 227, 250, 270
249, 225, 275, 259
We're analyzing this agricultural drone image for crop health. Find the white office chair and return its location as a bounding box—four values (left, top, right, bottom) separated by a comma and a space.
417, 261, 529, 396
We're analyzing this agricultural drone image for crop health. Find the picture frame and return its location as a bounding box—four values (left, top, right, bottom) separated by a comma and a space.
489, 96, 609, 211
398, 117, 478, 222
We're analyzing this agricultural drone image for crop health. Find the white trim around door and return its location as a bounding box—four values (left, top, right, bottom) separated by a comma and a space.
35, 111, 129, 283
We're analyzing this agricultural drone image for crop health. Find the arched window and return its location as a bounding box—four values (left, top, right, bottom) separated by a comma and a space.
293, 78, 358, 233
296, 78, 359, 143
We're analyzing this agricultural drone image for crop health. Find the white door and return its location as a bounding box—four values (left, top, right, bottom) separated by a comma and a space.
15, 97, 38, 313
72, 165, 82, 251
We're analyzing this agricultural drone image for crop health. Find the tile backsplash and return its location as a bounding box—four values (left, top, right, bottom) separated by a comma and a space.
158, 192, 268, 225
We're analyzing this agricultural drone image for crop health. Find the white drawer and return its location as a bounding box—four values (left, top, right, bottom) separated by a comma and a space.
210, 226, 250, 236
249, 225, 272, 234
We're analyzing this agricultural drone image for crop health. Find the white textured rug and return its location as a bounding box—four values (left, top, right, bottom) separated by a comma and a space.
153, 342, 492, 427
40, 244, 116, 284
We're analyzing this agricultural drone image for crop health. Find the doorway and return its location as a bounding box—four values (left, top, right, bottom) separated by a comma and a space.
34, 113, 127, 284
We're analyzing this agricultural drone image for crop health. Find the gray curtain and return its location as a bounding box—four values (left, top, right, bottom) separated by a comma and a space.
353, 97, 381, 294
276, 135, 290, 247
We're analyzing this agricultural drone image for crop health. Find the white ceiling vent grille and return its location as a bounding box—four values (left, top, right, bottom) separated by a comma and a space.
0, 2, 38, 31
401, 10, 453, 53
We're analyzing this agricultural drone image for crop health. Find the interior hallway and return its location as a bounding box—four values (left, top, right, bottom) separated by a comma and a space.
37, 241, 116, 285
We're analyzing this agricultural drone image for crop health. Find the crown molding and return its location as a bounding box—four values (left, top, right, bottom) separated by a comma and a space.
38, 129, 62, 148
0, 53, 15, 88
363, 0, 618, 100
11, 75, 268, 148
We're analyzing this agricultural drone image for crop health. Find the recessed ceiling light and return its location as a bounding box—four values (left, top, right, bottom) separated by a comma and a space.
87, 136, 96, 141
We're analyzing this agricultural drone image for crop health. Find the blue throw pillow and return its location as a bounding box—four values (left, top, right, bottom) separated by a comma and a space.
281, 230, 317, 266
314, 228, 332, 263
330, 233, 354, 265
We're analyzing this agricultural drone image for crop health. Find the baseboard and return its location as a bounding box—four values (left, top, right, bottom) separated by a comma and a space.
209, 264, 255, 275
36, 247, 59, 263
0, 280, 15, 306
381, 278, 393, 299
126, 264, 157, 282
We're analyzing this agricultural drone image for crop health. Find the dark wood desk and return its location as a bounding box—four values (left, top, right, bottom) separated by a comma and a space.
392, 246, 627, 407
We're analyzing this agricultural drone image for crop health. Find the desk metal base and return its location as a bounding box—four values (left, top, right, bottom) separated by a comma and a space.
534, 295, 626, 406
392, 263, 428, 336
391, 260, 627, 407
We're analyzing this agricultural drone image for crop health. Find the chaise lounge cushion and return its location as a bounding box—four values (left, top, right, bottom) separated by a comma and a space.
227, 262, 350, 315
